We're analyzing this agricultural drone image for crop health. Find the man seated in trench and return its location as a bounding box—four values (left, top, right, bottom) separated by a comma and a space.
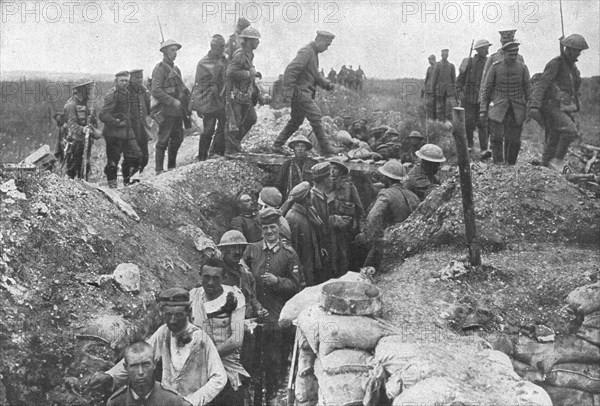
88, 288, 227, 406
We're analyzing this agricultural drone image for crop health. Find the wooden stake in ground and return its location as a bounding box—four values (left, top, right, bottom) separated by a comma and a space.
452, 107, 482, 266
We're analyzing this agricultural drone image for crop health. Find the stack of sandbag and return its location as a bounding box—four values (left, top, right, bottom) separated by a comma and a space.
507, 282, 600, 405
295, 281, 392, 406
375, 335, 553, 405
280, 271, 379, 406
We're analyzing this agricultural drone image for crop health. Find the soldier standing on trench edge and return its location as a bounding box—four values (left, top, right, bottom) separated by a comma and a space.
63, 81, 100, 179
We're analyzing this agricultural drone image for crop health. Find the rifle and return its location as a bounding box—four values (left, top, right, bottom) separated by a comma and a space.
559, 0, 565, 53
80, 125, 91, 180
459, 39, 475, 107
287, 329, 299, 406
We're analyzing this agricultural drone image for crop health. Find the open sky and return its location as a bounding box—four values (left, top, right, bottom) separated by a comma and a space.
1, 0, 599, 81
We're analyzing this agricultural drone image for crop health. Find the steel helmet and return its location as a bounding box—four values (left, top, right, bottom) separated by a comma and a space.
474, 39, 492, 49
239, 27, 261, 39
561, 34, 589, 51
377, 159, 408, 181
287, 134, 313, 150
408, 131, 424, 139
416, 144, 446, 163
160, 39, 182, 53
217, 230, 248, 247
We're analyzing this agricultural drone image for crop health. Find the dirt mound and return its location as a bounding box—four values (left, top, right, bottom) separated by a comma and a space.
383, 162, 600, 262
0, 159, 264, 405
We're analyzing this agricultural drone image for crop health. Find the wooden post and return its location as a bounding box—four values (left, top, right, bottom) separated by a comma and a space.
452, 107, 482, 266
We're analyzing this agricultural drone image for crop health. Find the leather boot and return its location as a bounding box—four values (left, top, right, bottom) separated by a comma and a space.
225, 130, 242, 155
506, 142, 521, 165
155, 148, 165, 174
167, 149, 177, 169
554, 135, 572, 161
491, 143, 504, 164
122, 161, 131, 186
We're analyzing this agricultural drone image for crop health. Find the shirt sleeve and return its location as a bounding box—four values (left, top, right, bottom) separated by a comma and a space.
283, 48, 311, 91
364, 193, 388, 240
65, 102, 85, 139
274, 248, 301, 296
183, 334, 227, 406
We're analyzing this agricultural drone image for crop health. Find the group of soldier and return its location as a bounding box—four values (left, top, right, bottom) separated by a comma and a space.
422, 29, 589, 170
87, 122, 449, 405
324, 65, 367, 91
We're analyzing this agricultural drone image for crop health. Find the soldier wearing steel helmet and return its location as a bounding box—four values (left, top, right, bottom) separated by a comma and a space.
354, 160, 419, 269
225, 17, 251, 60
275, 134, 318, 200
272, 31, 343, 156
151, 39, 190, 174
400, 131, 426, 164
225, 27, 270, 154
528, 34, 589, 172
63, 81, 100, 179
405, 144, 446, 200
457, 39, 492, 156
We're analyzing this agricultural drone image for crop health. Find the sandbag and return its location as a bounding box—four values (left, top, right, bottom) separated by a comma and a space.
511, 358, 545, 383
297, 305, 321, 353
577, 325, 600, 347
297, 305, 397, 357
513, 335, 600, 373
391, 377, 460, 405
279, 272, 365, 327
546, 363, 600, 393
320, 349, 373, 375
295, 332, 318, 405
541, 384, 594, 406
567, 282, 600, 316
314, 351, 373, 406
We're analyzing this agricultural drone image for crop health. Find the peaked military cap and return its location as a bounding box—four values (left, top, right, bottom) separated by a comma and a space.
157, 288, 190, 306
74, 81, 93, 90
115, 71, 130, 78
441, 49, 449, 53
499, 29, 517, 43
316, 31, 335, 41
288, 181, 311, 202
129, 69, 143, 75
501, 41, 520, 52
428, 54, 436, 59
311, 162, 332, 181
260, 207, 281, 225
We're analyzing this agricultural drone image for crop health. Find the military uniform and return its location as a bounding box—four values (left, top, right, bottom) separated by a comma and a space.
457, 54, 488, 150
327, 68, 337, 84
480, 56, 531, 164
273, 36, 337, 154
107, 382, 189, 406
193, 48, 228, 160
285, 201, 322, 286
404, 163, 442, 201
481, 50, 525, 86
431, 59, 457, 121
63, 95, 98, 179
99, 87, 142, 186
311, 187, 337, 282
226, 47, 260, 150
331, 180, 364, 276
276, 156, 318, 200
151, 57, 189, 172
242, 239, 300, 401
229, 213, 262, 243
127, 79, 152, 173
530, 54, 582, 166
423, 63, 437, 120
